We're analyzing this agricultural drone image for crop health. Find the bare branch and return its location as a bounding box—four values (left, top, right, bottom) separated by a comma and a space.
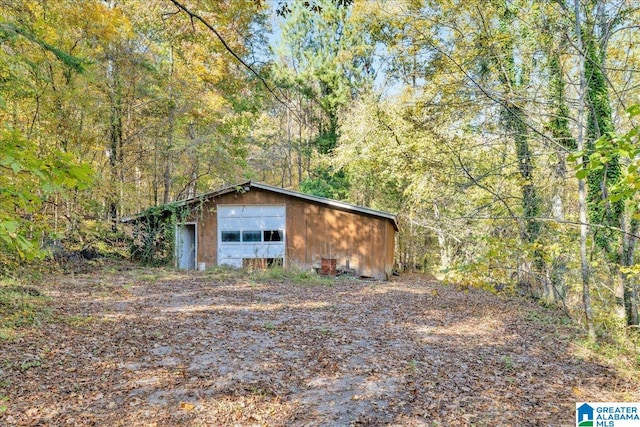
167, 0, 295, 115
451, 215, 640, 239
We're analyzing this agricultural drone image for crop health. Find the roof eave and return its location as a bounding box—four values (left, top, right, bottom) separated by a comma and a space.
122, 180, 399, 231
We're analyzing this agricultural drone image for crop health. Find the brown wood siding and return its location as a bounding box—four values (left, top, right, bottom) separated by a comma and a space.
385, 220, 396, 277
185, 200, 217, 267
184, 187, 395, 279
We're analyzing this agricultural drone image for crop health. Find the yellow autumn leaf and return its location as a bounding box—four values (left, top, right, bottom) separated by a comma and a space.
180, 402, 195, 411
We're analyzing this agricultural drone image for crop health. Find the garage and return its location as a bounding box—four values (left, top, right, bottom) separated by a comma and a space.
217, 205, 286, 267
124, 181, 397, 279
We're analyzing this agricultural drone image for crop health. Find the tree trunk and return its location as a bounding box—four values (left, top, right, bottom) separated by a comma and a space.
106, 0, 122, 232
575, 0, 596, 341
186, 122, 198, 199
495, 3, 544, 297
631, 283, 639, 327
107, 55, 122, 231
153, 137, 159, 206
163, 103, 174, 205
583, 1, 627, 327
163, 47, 175, 205
547, 43, 575, 304
621, 217, 639, 325
584, 31, 622, 256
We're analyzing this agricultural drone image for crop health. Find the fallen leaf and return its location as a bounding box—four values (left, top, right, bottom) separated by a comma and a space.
180, 402, 195, 411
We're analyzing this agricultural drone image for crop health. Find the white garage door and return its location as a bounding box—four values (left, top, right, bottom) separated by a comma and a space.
217, 205, 286, 267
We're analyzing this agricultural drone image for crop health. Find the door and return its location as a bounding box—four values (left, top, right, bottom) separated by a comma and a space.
176, 223, 196, 270
217, 205, 286, 267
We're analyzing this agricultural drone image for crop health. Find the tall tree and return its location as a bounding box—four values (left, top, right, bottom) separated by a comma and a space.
271, 0, 374, 197
580, 0, 639, 327
491, 1, 546, 295
1, 0, 271, 257
574, 0, 597, 340
0, 1, 93, 266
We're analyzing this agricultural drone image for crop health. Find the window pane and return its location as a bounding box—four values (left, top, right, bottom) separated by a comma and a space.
242, 231, 262, 242
263, 230, 283, 242
221, 231, 240, 242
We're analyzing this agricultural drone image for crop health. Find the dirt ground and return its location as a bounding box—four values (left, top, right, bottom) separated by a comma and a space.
1, 265, 638, 426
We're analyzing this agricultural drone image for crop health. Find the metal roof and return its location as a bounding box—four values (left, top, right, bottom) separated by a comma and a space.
122, 181, 399, 231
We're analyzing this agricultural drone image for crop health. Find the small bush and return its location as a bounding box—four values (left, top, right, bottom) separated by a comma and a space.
0, 280, 49, 340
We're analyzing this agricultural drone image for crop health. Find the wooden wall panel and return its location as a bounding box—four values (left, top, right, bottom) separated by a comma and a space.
184, 199, 217, 267
385, 221, 396, 277
286, 201, 305, 266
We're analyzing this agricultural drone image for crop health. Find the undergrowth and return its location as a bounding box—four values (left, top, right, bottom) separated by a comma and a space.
573, 332, 640, 383
0, 279, 50, 341
200, 265, 335, 286
249, 266, 334, 286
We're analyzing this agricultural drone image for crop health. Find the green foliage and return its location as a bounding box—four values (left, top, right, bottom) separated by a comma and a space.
275, 0, 372, 113
443, 231, 544, 295
19, 358, 41, 372
576, 104, 640, 326
250, 265, 333, 286
494, 3, 541, 248
0, 128, 92, 267
0, 280, 50, 341
576, 335, 640, 381
300, 168, 349, 199
0, 22, 88, 74
575, 105, 640, 206
547, 54, 576, 151
263, 321, 276, 331
269, 0, 373, 191
129, 202, 189, 266
526, 308, 572, 327
1, 0, 268, 275
501, 354, 515, 371
315, 128, 339, 155
583, 32, 623, 255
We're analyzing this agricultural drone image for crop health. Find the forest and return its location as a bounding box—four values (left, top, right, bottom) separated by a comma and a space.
2, 0, 640, 343
3, 0, 640, 424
